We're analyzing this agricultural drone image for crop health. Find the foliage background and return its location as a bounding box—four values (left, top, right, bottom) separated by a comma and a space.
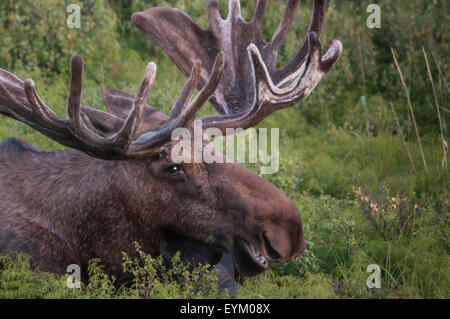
0, 0, 448, 298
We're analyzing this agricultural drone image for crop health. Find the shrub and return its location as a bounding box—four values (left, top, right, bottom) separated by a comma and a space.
0, 252, 81, 298
121, 242, 220, 299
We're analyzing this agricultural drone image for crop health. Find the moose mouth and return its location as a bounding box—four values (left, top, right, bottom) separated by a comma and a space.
232, 233, 282, 277
162, 230, 282, 278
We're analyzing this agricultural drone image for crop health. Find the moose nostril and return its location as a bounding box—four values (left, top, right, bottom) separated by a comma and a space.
263, 233, 281, 261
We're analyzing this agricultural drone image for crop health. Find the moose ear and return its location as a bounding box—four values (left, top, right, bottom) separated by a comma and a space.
102, 88, 138, 119
81, 106, 124, 137
82, 102, 168, 139
131, 8, 218, 89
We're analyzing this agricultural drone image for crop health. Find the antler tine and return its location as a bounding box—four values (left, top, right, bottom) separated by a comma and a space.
0, 55, 161, 159
23, 55, 106, 147
273, 0, 326, 85
228, 0, 241, 21
0, 70, 37, 122
0, 49, 228, 159
55, 55, 157, 153
252, 0, 268, 26
180, 52, 225, 122
112, 61, 157, 148
207, 0, 222, 35
207, 0, 220, 18
200, 32, 342, 132
267, 0, 300, 57
66, 55, 85, 133
132, 0, 342, 130
24, 79, 59, 123
129, 52, 226, 156
320, 39, 343, 72
169, 61, 202, 119
198, 0, 341, 132
252, 28, 343, 106
0, 69, 27, 108
252, 32, 323, 104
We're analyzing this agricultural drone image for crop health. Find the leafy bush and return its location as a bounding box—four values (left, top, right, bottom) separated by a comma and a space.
0, 246, 221, 299
121, 242, 220, 299
0, 252, 81, 298
335, 186, 449, 298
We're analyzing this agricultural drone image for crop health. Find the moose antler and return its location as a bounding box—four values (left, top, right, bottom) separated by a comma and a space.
0, 53, 225, 159
132, 0, 342, 133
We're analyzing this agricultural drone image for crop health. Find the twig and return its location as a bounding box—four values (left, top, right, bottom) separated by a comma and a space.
100, 66, 105, 90
430, 50, 450, 94
391, 47, 428, 171
389, 102, 416, 173
356, 26, 366, 88
439, 105, 450, 113
423, 47, 447, 168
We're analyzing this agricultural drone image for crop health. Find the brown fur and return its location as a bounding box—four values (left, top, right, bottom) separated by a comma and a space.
0, 0, 345, 285
0, 130, 305, 282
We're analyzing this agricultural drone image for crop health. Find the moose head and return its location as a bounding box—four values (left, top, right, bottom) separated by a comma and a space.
0, 0, 341, 286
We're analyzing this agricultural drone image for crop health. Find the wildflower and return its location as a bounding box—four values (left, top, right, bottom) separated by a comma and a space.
370, 202, 379, 215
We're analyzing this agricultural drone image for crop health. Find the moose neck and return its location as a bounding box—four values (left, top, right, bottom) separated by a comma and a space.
15, 148, 161, 271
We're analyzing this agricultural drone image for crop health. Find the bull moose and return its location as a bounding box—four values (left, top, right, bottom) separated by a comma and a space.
0, 0, 341, 290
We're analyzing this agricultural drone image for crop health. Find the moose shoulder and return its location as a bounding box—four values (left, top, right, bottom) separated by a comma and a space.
0, 0, 341, 288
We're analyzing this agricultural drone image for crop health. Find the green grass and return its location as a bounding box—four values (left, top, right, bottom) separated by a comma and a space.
0, 0, 448, 299
1, 190, 447, 298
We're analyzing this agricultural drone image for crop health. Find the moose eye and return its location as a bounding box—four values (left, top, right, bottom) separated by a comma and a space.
164, 164, 183, 176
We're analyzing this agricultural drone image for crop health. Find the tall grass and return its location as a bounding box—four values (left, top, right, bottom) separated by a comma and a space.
391, 48, 427, 172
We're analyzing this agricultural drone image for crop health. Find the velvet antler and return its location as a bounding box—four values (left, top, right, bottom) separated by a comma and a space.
132, 0, 342, 132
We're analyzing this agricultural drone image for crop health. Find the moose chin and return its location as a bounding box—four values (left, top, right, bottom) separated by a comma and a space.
0, 0, 341, 291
